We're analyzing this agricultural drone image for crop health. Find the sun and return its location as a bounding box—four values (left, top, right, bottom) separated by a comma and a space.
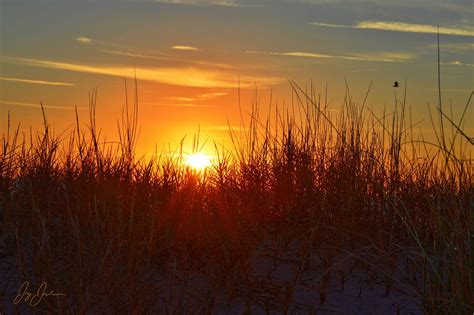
185, 153, 213, 171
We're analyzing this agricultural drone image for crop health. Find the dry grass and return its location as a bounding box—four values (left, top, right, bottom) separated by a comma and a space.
0, 79, 472, 314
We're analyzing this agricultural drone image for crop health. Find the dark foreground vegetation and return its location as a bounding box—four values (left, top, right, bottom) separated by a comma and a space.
0, 81, 472, 314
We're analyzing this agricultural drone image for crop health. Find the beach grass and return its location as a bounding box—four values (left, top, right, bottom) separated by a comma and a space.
0, 79, 472, 314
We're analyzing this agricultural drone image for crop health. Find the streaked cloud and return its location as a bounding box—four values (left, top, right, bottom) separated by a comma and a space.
246, 50, 414, 63
247, 50, 362, 61
149, 0, 240, 7
0, 56, 282, 88
311, 22, 348, 29
434, 42, 474, 52
163, 91, 228, 105
144, 102, 216, 108
449, 60, 474, 67
0, 76, 75, 87
0, 100, 84, 110
75, 36, 92, 44
165, 96, 197, 102
103, 49, 237, 69
279, 0, 472, 17
312, 21, 474, 37
72, 36, 236, 70
198, 92, 229, 99
353, 52, 416, 62
172, 45, 201, 51
167, 92, 229, 101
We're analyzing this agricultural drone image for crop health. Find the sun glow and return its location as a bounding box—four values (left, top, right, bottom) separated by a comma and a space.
185, 153, 213, 170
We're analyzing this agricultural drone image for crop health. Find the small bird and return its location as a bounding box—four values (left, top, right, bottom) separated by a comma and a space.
393, 81, 399, 88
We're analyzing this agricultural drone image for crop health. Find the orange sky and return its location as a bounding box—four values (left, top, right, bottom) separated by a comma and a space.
1, 0, 473, 157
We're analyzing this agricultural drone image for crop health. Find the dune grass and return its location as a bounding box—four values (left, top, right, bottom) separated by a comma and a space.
0, 79, 472, 313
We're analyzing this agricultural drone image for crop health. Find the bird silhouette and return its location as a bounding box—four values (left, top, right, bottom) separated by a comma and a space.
393, 81, 399, 88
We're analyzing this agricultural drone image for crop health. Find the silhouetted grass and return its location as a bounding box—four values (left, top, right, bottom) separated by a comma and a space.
0, 80, 472, 314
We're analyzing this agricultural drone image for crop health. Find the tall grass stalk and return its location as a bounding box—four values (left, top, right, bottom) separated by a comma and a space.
0, 78, 472, 313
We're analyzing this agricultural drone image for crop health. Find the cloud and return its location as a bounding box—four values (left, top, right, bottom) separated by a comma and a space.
0, 100, 84, 110
353, 52, 416, 62
73, 36, 236, 69
75, 36, 92, 44
310, 22, 348, 29
311, 21, 474, 37
143, 102, 216, 108
163, 91, 228, 104
149, 0, 240, 7
0, 76, 75, 87
449, 60, 474, 67
434, 42, 474, 52
165, 96, 197, 101
268, 0, 472, 17
171, 45, 201, 51
246, 50, 414, 63
247, 50, 362, 61
0, 56, 282, 88
103, 49, 237, 69
198, 92, 229, 99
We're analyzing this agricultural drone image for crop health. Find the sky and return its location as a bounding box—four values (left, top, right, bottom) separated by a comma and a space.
0, 0, 473, 156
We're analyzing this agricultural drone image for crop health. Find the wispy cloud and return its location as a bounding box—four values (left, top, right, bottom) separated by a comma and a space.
312, 21, 474, 37
144, 102, 216, 108
74, 36, 236, 69
103, 49, 237, 69
0, 56, 282, 88
172, 45, 201, 51
433, 42, 474, 52
163, 91, 228, 105
353, 52, 416, 62
75, 36, 93, 44
0, 76, 75, 87
198, 92, 229, 99
311, 22, 348, 29
449, 60, 474, 67
165, 96, 197, 102
247, 50, 363, 61
246, 50, 414, 63
149, 0, 240, 7
0, 100, 84, 110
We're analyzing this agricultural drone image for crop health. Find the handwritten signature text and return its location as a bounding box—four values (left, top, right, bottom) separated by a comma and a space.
13, 281, 65, 307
